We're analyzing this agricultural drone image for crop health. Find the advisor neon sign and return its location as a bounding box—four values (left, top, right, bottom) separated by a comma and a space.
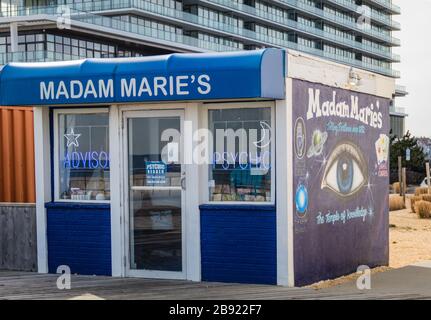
63, 128, 110, 169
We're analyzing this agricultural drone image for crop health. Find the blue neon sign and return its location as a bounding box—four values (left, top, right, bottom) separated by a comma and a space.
63, 151, 110, 169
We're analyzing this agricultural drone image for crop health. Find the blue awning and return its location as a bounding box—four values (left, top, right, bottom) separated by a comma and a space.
0, 48, 285, 106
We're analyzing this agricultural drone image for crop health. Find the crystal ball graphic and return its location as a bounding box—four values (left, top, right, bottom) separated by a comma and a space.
295, 184, 308, 216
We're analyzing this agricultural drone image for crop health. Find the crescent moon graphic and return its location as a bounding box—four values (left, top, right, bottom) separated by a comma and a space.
254, 121, 272, 148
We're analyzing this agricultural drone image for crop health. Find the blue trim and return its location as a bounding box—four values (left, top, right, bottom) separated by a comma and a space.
0, 49, 285, 106
45, 201, 110, 210
199, 204, 275, 211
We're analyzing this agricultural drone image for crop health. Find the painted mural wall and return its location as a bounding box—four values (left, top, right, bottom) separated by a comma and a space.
292, 79, 390, 286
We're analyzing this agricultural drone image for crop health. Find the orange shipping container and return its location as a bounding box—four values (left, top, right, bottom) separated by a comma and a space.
0, 106, 36, 203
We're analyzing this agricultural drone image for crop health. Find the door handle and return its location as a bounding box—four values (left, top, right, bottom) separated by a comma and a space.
181, 177, 186, 191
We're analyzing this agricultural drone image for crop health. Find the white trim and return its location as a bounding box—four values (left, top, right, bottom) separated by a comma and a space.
205, 101, 274, 110
205, 201, 274, 205
275, 80, 291, 287
130, 186, 182, 191
53, 108, 109, 115
118, 103, 187, 112
121, 111, 132, 275
52, 108, 110, 204
126, 269, 187, 280
286, 78, 295, 287
34, 107, 51, 274
184, 102, 202, 281
199, 104, 210, 204
110, 105, 123, 277
286, 51, 395, 99
51, 199, 110, 204
202, 101, 276, 205
121, 107, 188, 280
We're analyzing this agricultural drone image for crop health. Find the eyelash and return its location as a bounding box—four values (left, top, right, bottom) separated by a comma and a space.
326, 144, 362, 174
321, 141, 368, 196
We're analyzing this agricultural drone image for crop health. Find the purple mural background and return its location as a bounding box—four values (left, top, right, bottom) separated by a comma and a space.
292, 79, 390, 286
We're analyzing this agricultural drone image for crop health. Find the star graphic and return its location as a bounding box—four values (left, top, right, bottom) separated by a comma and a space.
64, 128, 81, 148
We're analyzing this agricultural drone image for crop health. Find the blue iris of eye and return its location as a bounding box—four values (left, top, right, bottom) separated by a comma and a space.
336, 154, 354, 194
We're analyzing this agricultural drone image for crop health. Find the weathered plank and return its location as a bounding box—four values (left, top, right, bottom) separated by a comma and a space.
0, 271, 430, 300
0, 204, 37, 272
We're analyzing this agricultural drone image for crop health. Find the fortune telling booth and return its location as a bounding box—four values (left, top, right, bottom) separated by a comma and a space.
0, 49, 394, 286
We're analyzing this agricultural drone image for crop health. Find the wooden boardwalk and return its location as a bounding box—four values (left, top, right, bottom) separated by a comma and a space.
0, 269, 430, 300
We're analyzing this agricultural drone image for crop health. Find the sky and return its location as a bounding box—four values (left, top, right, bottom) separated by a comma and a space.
393, 0, 431, 137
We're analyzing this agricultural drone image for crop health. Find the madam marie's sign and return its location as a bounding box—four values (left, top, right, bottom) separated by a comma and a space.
39, 74, 212, 101
306, 88, 384, 129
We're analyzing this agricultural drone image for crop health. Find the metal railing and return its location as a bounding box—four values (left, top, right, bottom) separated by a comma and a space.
87, 0, 402, 46
368, 0, 401, 14
197, 0, 399, 61
325, 0, 401, 29
0, 50, 59, 64
0, 4, 400, 77
390, 106, 407, 115
0, 5, 240, 52
277, 0, 400, 45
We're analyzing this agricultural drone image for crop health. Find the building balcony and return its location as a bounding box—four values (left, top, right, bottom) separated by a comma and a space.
390, 105, 408, 117
366, 0, 401, 15
190, 0, 401, 46
75, 0, 399, 61
0, 50, 64, 64
0, 5, 400, 77
323, 0, 401, 30
395, 84, 408, 97
191, 0, 399, 61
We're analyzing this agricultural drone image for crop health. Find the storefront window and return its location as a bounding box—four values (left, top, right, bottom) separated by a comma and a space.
209, 107, 273, 202
57, 111, 110, 201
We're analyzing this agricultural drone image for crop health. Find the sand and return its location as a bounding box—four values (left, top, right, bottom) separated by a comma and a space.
309, 206, 431, 289
389, 208, 431, 268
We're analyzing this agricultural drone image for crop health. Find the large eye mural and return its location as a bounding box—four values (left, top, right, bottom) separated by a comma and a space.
321, 142, 367, 197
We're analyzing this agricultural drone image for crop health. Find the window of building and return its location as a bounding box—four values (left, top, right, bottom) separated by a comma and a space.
46, 33, 117, 59
54, 109, 110, 202
390, 115, 405, 139
208, 104, 274, 203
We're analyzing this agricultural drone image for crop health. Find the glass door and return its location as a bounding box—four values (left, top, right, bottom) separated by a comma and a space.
124, 109, 185, 279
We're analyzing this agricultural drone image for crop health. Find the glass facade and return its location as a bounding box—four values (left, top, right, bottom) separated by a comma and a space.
208, 107, 272, 203
0, 33, 44, 54
0, 30, 155, 62
127, 115, 183, 272
390, 115, 405, 139
0, 0, 400, 77
57, 112, 110, 201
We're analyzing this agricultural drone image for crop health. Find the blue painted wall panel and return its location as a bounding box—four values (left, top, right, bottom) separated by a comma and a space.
46, 203, 111, 276
200, 205, 277, 285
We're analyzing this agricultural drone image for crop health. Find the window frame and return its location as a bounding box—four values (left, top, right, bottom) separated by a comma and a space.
204, 102, 276, 205
53, 108, 111, 204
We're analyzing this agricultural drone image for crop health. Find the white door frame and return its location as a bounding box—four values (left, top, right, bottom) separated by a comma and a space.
121, 108, 186, 280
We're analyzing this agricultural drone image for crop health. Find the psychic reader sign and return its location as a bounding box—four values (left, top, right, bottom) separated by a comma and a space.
146, 161, 167, 185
